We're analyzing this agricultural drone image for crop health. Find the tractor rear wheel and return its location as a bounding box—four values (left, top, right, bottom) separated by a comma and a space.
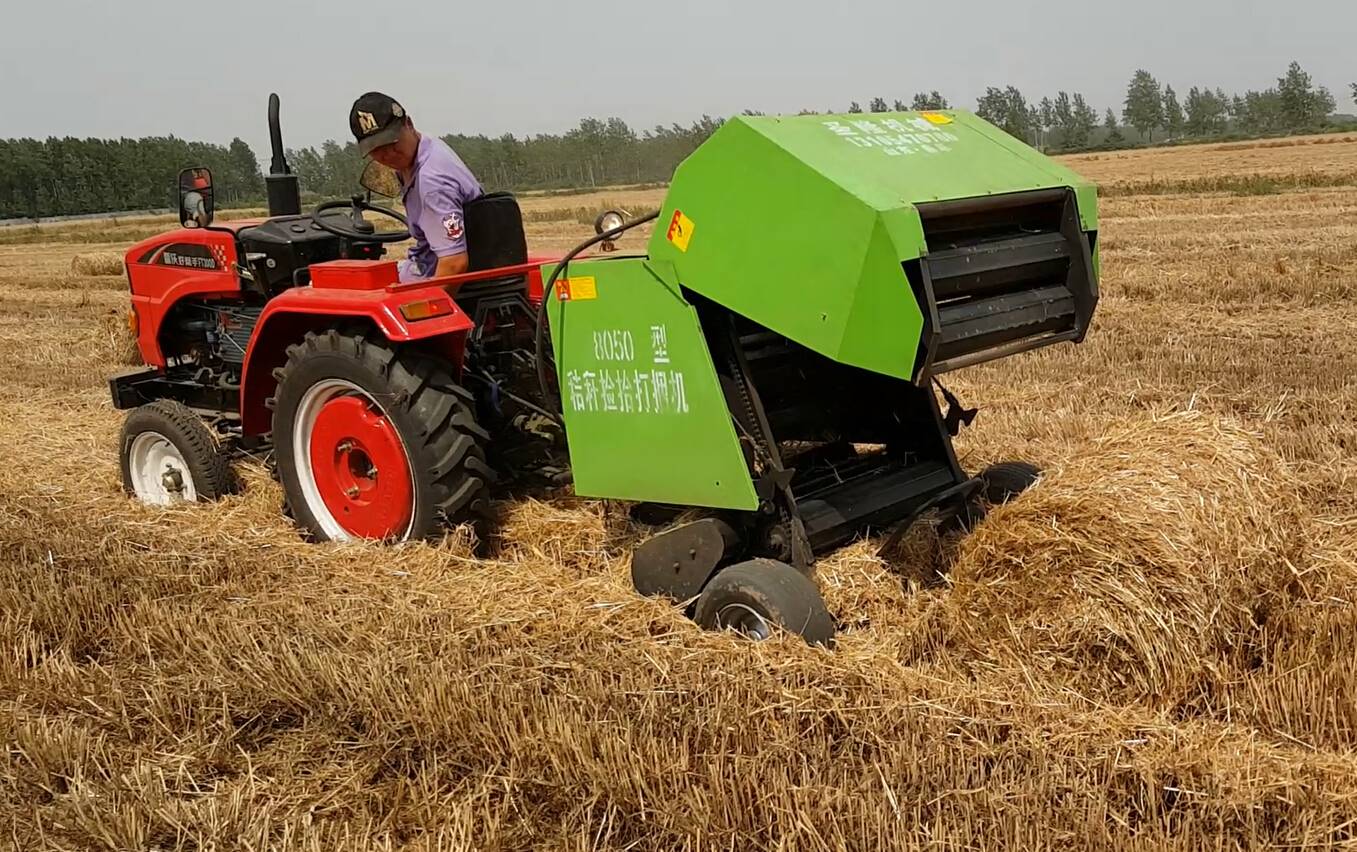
271, 330, 493, 543
693, 559, 835, 647
119, 399, 231, 505
979, 461, 1042, 504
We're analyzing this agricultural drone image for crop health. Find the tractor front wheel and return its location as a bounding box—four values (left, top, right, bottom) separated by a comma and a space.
693, 559, 835, 647
119, 399, 231, 505
271, 330, 493, 543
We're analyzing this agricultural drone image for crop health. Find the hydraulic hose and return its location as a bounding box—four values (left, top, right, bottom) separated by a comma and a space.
533, 210, 661, 421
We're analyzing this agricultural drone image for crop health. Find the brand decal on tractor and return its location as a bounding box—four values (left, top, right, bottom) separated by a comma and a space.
666, 210, 694, 252
158, 245, 218, 270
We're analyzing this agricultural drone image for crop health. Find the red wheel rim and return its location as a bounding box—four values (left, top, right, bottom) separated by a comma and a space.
307, 395, 414, 540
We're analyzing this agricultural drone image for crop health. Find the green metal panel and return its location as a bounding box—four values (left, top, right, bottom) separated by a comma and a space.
647, 110, 1100, 382
544, 256, 759, 510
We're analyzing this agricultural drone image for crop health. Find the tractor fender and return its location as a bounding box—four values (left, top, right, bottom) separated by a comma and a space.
238, 284, 475, 436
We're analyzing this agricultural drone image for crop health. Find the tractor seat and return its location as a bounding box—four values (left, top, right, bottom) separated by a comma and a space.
459, 192, 527, 290
455, 191, 533, 322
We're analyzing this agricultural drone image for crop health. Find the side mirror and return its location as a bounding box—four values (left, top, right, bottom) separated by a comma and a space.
360, 160, 402, 199
179, 167, 215, 228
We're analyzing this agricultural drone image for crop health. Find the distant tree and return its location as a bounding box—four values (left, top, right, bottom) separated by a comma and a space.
1162, 85, 1185, 137
1123, 69, 1164, 140
868, 97, 889, 113
848, 101, 864, 114
797, 108, 821, 115
1069, 94, 1099, 148
741, 109, 765, 116
1351, 82, 1357, 107
976, 86, 1034, 142
1050, 91, 1094, 148
893, 99, 909, 111
1104, 108, 1125, 145
1276, 61, 1335, 127
1239, 89, 1285, 133
910, 91, 950, 110
225, 138, 263, 200
1051, 91, 1074, 136
1184, 86, 1228, 135
1033, 96, 1055, 147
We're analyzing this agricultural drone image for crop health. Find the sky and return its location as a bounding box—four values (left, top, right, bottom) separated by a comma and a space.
1, 0, 1353, 161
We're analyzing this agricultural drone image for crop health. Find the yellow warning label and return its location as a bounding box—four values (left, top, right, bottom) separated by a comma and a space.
920, 112, 953, 125
666, 209, 695, 252
557, 276, 598, 301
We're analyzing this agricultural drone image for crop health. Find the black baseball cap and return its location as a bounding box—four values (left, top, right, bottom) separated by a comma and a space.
350, 92, 408, 156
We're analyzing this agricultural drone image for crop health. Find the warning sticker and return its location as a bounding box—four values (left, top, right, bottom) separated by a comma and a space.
666, 210, 695, 252
920, 112, 953, 125
557, 276, 598, 301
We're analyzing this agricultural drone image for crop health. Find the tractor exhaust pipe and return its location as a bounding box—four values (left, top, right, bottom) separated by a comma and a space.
265, 93, 302, 218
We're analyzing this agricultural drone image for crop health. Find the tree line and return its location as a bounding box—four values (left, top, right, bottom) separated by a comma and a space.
0, 137, 262, 221
1, 61, 1352, 220
965, 62, 1344, 150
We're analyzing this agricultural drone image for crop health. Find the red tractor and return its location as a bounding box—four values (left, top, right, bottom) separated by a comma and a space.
113, 94, 573, 543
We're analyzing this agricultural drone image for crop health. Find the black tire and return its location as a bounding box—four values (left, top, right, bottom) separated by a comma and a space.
979, 461, 1041, 504
271, 329, 493, 543
938, 494, 987, 537
694, 559, 835, 647
119, 399, 231, 503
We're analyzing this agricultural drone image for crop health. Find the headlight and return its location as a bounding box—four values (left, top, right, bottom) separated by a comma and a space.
595, 210, 626, 236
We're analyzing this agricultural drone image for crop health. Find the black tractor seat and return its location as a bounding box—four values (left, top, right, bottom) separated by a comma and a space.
455, 191, 534, 331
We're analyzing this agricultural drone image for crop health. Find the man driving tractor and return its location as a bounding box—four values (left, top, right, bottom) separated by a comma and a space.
348, 91, 484, 283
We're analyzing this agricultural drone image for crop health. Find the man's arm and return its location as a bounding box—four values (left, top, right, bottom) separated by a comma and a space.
433, 252, 469, 278
417, 174, 472, 285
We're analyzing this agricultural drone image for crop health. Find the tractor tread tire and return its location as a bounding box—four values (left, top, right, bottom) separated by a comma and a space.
979, 461, 1042, 504
119, 399, 232, 502
272, 330, 492, 542
694, 559, 835, 647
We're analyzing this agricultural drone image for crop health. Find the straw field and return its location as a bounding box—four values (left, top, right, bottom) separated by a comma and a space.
3, 135, 1357, 850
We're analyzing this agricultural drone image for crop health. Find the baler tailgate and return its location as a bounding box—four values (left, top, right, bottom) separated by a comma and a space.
912, 187, 1097, 377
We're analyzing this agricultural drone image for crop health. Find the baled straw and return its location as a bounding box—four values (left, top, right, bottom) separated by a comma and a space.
70, 252, 125, 276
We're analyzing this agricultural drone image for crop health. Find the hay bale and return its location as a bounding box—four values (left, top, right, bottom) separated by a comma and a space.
70, 252, 124, 276
938, 409, 1309, 706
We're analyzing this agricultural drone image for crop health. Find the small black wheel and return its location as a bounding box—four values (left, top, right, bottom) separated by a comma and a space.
119, 399, 231, 504
694, 559, 835, 647
979, 461, 1041, 504
271, 329, 494, 543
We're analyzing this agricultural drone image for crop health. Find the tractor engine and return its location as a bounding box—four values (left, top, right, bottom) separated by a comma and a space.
159, 299, 265, 378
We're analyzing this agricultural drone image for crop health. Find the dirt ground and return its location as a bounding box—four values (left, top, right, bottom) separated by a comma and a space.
2, 134, 1357, 850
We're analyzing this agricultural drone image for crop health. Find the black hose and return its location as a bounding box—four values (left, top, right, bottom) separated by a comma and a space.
533, 210, 661, 422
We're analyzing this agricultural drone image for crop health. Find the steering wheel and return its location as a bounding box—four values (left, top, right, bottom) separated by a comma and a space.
311, 195, 411, 243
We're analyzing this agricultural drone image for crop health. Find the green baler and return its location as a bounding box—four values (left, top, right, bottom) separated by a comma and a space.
547, 109, 1099, 645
